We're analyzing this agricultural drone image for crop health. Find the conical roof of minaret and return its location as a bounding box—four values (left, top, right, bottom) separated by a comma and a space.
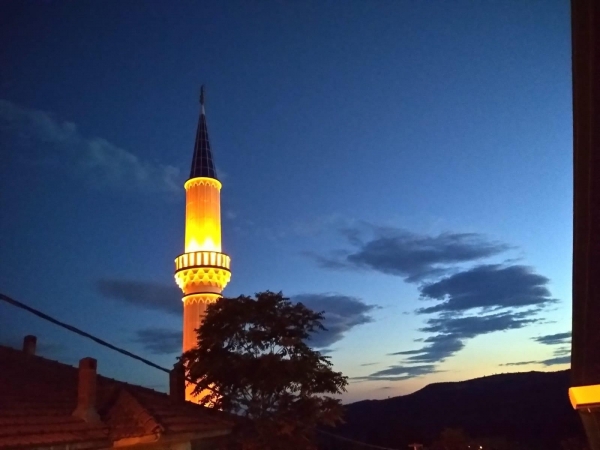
189, 85, 218, 180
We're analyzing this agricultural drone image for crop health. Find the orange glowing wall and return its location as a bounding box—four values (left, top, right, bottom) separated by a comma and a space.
182, 298, 213, 353
184, 177, 222, 253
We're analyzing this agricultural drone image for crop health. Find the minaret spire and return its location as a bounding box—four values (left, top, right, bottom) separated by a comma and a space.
190, 85, 217, 180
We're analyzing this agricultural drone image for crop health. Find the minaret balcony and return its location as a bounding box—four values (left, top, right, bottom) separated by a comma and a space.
174, 251, 231, 294
174, 250, 231, 272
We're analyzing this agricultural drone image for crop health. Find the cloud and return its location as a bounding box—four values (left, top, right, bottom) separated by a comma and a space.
293, 294, 378, 348
535, 332, 570, 366
374, 267, 554, 379
421, 310, 539, 338
313, 225, 509, 282
97, 279, 376, 348
385, 265, 555, 369
0, 99, 182, 193
389, 334, 465, 363
500, 361, 538, 367
354, 364, 440, 382
418, 265, 556, 313
360, 362, 379, 367
133, 328, 181, 355
500, 331, 571, 367
541, 355, 570, 366
533, 331, 571, 346
97, 279, 181, 314
386, 310, 540, 366
310, 224, 561, 381
374, 311, 544, 378
501, 355, 570, 367
538, 333, 571, 366
367, 260, 553, 379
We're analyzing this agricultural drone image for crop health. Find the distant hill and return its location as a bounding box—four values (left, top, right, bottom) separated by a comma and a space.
328, 370, 585, 450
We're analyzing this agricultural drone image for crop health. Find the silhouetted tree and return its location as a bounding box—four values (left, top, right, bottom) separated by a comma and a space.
181, 291, 348, 450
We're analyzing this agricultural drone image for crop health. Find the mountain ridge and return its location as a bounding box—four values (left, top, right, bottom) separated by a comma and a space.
333, 370, 584, 450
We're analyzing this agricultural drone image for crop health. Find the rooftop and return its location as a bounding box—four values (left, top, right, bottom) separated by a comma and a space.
0, 340, 232, 449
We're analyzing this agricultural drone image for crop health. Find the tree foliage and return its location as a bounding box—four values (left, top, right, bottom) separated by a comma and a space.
181, 291, 348, 450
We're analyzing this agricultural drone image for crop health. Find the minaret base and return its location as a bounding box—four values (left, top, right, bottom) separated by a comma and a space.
182, 293, 220, 403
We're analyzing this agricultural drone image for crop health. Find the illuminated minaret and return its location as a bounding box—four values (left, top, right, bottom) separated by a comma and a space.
174, 86, 232, 368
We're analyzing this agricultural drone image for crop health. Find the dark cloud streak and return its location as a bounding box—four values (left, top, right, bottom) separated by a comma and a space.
293, 294, 378, 348
534, 332, 571, 346
354, 364, 440, 382
500, 331, 571, 367
97, 279, 181, 315
313, 226, 509, 282
317, 225, 563, 382
389, 335, 464, 363
418, 265, 555, 314
500, 361, 538, 367
541, 355, 570, 366
132, 328, 182, 355
421, 311, 539, 338
97, 279, 377, 349
386, 311, 541, 366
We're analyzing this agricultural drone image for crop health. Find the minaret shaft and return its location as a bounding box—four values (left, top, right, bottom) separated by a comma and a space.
182, 301, 209, 357
185, 178, 222, 253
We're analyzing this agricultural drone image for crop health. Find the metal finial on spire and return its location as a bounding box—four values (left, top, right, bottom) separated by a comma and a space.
200, 85, 206, 116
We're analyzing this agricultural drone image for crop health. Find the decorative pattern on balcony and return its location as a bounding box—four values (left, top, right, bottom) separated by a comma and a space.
174, 266, 232, 292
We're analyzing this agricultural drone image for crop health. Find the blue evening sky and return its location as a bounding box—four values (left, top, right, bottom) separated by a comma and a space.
0, 0, 572, 402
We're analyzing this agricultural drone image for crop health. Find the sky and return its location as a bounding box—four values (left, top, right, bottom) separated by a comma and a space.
0, 0, 572, 402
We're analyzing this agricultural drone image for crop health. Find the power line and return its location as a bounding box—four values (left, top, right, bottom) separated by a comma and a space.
0, 292, 171, 374
0, 291, 401, 450
0, 291, 220, 396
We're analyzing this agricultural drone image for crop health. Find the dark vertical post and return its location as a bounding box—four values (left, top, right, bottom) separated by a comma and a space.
169, 361, 186, 402
22, 335, 37, 355
571, 0, 600, 447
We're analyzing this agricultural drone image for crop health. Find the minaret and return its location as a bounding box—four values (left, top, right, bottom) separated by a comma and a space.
174, 87, 231, 398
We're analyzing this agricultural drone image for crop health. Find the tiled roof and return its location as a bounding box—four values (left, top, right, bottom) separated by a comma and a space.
0, 345, 232, 449
189, 86, 218, 180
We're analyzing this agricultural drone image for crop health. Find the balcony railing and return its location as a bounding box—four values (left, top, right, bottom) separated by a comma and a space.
174, 251, 231, 272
